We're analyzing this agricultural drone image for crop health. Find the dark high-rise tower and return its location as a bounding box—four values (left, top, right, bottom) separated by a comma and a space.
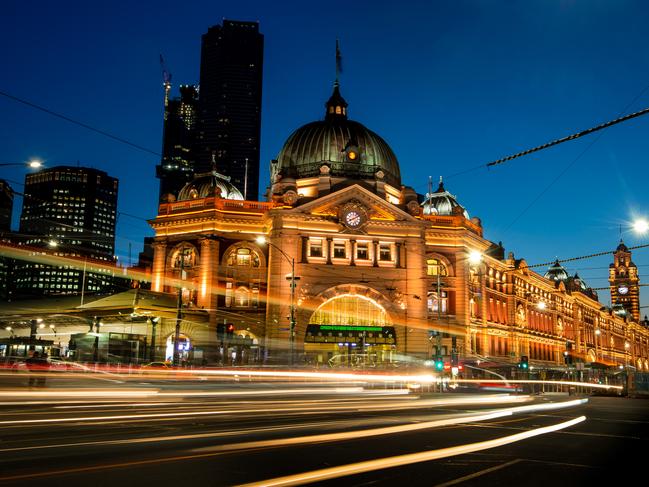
195, 20, 264, 201
0, 179, 14, 232
15, 166, 118, 296
156, 84, 199, 200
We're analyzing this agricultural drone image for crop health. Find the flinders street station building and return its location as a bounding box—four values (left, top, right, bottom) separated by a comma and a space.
147, 82, 649, 373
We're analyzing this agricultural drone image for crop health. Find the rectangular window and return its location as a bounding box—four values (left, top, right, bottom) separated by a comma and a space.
225, 282, 233, 308
428, 291, 448, 314
379, 244, 391, 261
356, 243, 369, 260
333, 242, 346, 259
309, 240, 323, 258
236, 249, 251, 266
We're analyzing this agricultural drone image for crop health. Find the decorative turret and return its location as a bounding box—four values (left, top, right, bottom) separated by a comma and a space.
544, 259, 569, 282
325, 81, 348, 121
421, 176, 470, 219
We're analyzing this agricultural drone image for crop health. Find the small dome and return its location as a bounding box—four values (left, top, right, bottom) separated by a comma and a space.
177, 170, 244, 201
544, 259, 569, 282
572, 272, 588, 291
421, 177, 469, 219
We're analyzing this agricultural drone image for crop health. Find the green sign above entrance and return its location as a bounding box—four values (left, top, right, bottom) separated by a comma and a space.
319, 325, 383, 332
305, 324, 396, 345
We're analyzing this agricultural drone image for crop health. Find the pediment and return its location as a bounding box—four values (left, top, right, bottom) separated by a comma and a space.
285, 184, 418, 223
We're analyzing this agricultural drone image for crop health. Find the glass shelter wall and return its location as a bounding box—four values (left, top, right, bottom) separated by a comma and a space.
305, 294, 396, 367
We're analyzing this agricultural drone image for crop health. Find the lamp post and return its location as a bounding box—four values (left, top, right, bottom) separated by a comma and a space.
256, 235, 296, 365
173, 250, 187, 367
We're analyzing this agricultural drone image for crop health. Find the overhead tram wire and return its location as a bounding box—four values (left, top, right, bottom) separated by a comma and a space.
0, 89, 161, 157
504, 242, 649, 274
444, 102, 649, 181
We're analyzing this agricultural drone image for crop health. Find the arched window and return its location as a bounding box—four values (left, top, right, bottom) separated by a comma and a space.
426, 258, 447, 276
226, 247, 261, 267
171, 246, 196, 269
309, 295, 389, 327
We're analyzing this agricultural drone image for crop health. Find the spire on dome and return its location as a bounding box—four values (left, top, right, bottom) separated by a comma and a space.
325, 40, 348, 121
437, 175, 445, 193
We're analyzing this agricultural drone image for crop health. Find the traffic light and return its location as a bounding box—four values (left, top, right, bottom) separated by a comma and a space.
519, 355, 529, 370
434, 357, 444, 371
226, 323, 235, 337
216, 323, 225, 340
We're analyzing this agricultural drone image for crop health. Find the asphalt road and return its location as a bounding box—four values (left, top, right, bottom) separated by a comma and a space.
0, 373, 646, 486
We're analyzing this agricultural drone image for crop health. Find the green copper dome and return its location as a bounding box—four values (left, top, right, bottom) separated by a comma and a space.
273, 84, 401, 188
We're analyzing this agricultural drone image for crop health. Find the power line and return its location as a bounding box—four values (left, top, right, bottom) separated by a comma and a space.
507, 242, 649, 273
0, 89, 161, 157
445, 103, 649, 181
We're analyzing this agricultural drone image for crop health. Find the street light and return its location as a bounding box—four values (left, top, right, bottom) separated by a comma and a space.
468, 250, 483, 266
633, 218, 649, 235
0, 160, 42, 169
256, 235, 297, 365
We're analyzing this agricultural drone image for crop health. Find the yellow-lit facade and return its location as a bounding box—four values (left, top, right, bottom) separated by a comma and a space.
148, 84, 649, 371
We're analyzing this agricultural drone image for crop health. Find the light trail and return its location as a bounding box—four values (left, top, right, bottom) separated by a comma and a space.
0, 410, 511, 454
0, 394, 531, 426
453, 379, 623, 391
237, 416, 587, 487
0, 367, 625, 393
189, 411, 513, 453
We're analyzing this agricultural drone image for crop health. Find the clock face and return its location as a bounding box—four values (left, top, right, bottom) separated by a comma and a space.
618, 285, 629, 295
344, 210, 362, 228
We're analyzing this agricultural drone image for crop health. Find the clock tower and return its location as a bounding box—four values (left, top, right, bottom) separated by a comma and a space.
609, 240, 640, 321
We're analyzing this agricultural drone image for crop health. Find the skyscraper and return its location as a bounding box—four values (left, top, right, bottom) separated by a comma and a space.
195, 20, 264, 201
0, 179, 13, 232
14, 166, 118, 296
156, 84, 199, 200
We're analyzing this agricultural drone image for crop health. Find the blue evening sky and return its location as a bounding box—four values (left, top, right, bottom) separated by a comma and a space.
2, 0, 649, 307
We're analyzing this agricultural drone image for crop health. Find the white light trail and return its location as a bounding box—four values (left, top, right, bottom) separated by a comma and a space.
237, 416, 587, 487
191, 410, 513, 454
0, 394, 529, 426
0, 410, 511, 454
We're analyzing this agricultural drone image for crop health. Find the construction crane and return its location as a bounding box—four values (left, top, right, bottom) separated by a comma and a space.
159, 54, 172, 118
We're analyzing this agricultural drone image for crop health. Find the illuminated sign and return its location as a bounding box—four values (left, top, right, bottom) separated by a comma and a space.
319, 325, 383, 332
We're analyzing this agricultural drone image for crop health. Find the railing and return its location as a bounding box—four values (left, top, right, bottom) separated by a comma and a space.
158, 197, 280, 216
420, 213, 483, 236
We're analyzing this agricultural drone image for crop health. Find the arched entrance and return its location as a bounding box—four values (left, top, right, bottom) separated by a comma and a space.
165, 334, 191, 363
305, 294, 396, 367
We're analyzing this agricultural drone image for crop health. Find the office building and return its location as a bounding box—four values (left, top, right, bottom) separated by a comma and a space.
0, 179, 13, 232
14, 166, 118, 296
195, 20, 264, 200
156, 85, 199, 200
